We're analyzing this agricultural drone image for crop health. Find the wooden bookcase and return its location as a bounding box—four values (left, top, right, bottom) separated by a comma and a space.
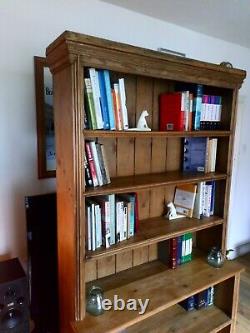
46, 31, 246, 333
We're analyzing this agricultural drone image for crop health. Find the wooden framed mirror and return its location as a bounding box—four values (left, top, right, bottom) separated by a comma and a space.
34, 56, 56, 178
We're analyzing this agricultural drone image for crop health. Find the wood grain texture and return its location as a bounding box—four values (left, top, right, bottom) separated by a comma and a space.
84, 171, 227, 197
72, 258, 244, 333
126, 305, 231, 333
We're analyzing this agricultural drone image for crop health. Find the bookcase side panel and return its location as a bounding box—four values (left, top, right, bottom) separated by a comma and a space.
53, 62, 83, 332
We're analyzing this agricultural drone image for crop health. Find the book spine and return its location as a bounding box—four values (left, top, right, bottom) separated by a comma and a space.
115, 200, 123, 243
188, 93, 193, 131
194, 290, 206, 309
94, 204, 102, 248
98, 70, 110, 130
113, 84, 123, 130
84, 78, 97, 130
84, 155, 93, 187
169, 237, 178, 269
109, 194, 116, 245
95, 143, 108, 185
123, 204, 128, 240
126, 202, 132, 239
89, 141, 103, 186
193, 84, 203, 130
103, 70, 116, 130
85, 142, 98, 187
118, 78, 129, 130
88, 68, 103, 129
134, 193, 139, 232
177, 236, 182, 265
181, 234, 186, 264
100, 144, 111, 184
90, 202, 96, 251
86, 205, 92, 250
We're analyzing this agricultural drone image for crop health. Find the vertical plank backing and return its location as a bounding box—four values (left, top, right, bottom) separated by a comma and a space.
85, 261, 97, 283
133, 76, 153, 266
95, 137, 117, 278
116, 137, 134, 272
230, 273, 241, 333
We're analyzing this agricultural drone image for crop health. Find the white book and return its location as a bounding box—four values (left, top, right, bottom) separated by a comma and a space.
86, 205, 92, 251
193, 182, 205, 219
203, 184, 212, 217
88, 68, 103, 129
122, 205, 128, 241
89, 202, 96, 251
109, 194, 116, 245
95, 204, 102, 248
115, 200, 123, 243
118, 78, 129, 129
89, 141, 103, 186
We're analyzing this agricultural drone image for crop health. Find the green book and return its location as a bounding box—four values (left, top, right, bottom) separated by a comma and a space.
85, 78, 97, 129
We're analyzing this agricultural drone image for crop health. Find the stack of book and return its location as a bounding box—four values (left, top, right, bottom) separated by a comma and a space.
180, 286, 214, 311
183, 137, 218, 173
84, 68, 129, 130
169, 233, 193, 269
159, 84, 222, 131
85, 141, 111, 187
173, 182, 216, 220
86, 193, 138, 251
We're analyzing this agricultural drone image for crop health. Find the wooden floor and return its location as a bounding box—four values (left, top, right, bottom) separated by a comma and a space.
236, 253, 250, 332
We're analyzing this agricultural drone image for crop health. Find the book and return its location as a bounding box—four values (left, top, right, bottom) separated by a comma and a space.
88, 68, 103, 129
194, 290, 207, 309
98, 70, 110, 130
193, 182, 205, 219
95, 196, 111, 248
96, 143, 108, 185
115, 198, 124, 243
183, 137, 208, 172
84, 78, 97, 130
86, 200, 96, 251
84, 155, 93, 187
109, 194, 116, 246
174, 184, 197, 218
89, 141, 103, 186
86, 204, 92, 250
159, 92, 186, 131
177, 236, 182, 265
192, 84, 203, 130
118, 78, 129, 130
180, 295, 195, 311
113, 84, 123, 130
85, 142, 98, 187
119, 193, 136, 238
169, 237, 178, 269
103, 70, 116, 130
100, 144, 111, 184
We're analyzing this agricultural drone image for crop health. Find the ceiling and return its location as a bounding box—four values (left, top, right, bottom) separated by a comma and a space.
102, 0, 250, 48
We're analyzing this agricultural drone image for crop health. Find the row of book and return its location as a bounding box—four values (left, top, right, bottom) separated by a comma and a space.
174, 181, 216, 219
159, 84, 223, 131
86, 193, 138, 251
180, 286, 214, 311
169, 233, 193, 269
84, 141, 111, 187
183, 137, 218, 173
84, 68, 128, 130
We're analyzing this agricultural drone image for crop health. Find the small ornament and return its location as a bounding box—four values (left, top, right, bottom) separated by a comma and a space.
207, 247, 225, 268
165, 202, 185, 220
127, 110, 151, 131
220, 61, 233, 69
86, 286, 104, 316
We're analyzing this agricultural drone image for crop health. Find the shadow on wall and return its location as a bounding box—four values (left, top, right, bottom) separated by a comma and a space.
235, 241, 250, 258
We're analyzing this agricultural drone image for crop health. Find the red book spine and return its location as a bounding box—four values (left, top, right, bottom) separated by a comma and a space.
85, 142, 98, 187
169, 238, 178, 269
159, 93, 182, 131
134, 193, 139, 232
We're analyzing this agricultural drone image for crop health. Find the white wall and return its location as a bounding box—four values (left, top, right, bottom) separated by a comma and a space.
0, 0, 249, 262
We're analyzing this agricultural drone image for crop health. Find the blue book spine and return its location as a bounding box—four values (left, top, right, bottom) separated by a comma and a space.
180, 296, 195, 311
183, 137, 207, 172
177, 236, 182, 265
193, 84, 203, 130
103, 70, 116, 130
98, 71, 110, 129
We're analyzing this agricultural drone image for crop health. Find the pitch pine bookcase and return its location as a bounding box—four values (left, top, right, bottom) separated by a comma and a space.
46, 31, 246, 333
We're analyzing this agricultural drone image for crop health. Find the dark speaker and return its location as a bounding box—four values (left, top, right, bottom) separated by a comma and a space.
25, 193, 58, 333
0, 258, 29, 333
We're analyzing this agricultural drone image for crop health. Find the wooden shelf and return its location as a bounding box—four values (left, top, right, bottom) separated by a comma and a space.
83, 130, 231, 138
126, 304, 231, 333
86, 216, 224, 262
73, 258, 243, 333
84, 171, 227, 197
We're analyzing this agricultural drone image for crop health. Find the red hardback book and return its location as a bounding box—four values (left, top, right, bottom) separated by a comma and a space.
159, 92, 185, 131
169, 237, 178, 269
85, 142, 98, 187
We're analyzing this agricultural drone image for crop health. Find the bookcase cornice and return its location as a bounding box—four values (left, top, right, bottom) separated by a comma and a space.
46, 30, 246, 88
